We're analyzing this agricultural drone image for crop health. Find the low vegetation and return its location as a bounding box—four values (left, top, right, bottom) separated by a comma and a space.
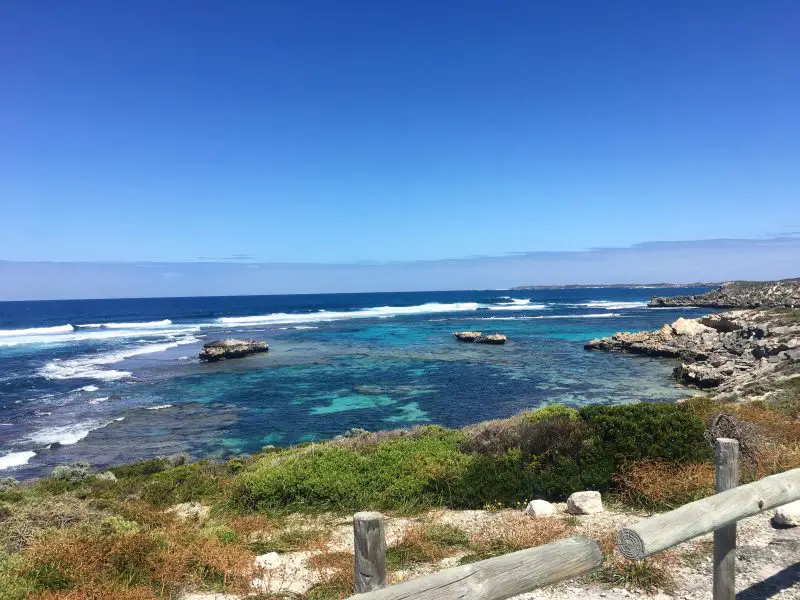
2, 387, 800, 598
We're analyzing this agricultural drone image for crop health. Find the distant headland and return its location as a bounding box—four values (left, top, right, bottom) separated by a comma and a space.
510, 282, 719, 291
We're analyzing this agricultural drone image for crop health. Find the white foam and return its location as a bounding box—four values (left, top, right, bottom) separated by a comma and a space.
217, 301, 553, 326
572, 301, 648, 310
0, 323, 200, 347
27, 422, 96, 446
477, 313, 622, 320
146, 404, 173, 410
0, 324, 74, 336
80, 319, 173, 329
0, 451, 37, 470
77, 385, 100, 392
40, 337, 199, 381
88, 397, 110, 404
486, 302, 547, 311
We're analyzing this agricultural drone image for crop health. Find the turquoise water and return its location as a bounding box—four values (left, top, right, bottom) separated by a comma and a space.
0, 288, 712, 477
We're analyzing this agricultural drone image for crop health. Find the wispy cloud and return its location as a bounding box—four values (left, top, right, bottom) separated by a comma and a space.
1, 235, 798, 300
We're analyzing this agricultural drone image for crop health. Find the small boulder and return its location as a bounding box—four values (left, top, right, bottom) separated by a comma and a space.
524, 499, 556, 517
167, 502, 211, 524
566, 491, 604, 515
199, 339, 268, 362
454, 331, 482, 342
476, 333, 508, 345
772, 500, 800, 527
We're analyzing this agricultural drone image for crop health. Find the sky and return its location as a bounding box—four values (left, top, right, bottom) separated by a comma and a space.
1, 1, 799, 299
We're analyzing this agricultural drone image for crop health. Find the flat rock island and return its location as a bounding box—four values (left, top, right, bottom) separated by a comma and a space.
199, 339, 269, 362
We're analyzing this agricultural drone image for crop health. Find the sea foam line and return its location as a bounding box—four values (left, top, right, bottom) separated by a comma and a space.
217, 301, 548, 326
39, 337, 199, 381
0, 451, 37, 470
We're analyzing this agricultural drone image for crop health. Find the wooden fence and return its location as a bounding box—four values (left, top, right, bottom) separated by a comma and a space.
345, 438, 800, 600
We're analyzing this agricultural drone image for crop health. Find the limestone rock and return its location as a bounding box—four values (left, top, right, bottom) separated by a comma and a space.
524, 499, 556, 517
649, 279, 800, 309
476, 333, 508, 345
566, 491, 603, 515
773, 501, 800, 527
199, 339, 268, 362
454, 331, 482, 342
167, 502, 211, 524
672, 317, 712, 336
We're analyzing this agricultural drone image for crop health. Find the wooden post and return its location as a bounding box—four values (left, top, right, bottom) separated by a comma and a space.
345, 535, 602, 600
617, 467, 800, 559
714, 438, 739, 600
354, 511, 387, 593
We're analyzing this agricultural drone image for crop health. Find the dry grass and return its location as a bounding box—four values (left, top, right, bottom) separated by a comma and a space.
21, 523, 255, 598
462, 512, 573, 563
306, 550, 355, 599
387, 525, 458, 568
615, 460, 716, 510
0, 496, 104, 553
591, 531, 677, 594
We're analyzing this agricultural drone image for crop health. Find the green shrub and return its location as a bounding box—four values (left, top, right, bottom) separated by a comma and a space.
578, 403, 711, 489
111, 457, 171, 478
236, 429, 470, 512
51, 461, 92, 484
140, 463, 222, 507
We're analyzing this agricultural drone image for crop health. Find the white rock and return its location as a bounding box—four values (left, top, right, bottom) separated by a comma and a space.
254, 551, 281, 569
671, 317, 712, 336
166, 502, 211, 524
524, 499, 556, 517
566, 491, 603, 515
772, 500, 800, 527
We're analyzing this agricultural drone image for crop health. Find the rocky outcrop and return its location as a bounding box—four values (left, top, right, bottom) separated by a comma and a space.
477, 333, 507, 345
454, 331, 482, 342
586, 309, 800, 397
199, 339, 268, 362
453, 332, 508, 344
649, 279, 800, 308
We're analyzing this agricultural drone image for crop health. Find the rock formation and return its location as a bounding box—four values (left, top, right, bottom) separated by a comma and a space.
199, 339, 269, 362
649, 279, 800, 308
476, 333, 508, 345
586, 309, 800, 397
453, 332, 508, 344
454, 331, 482, 342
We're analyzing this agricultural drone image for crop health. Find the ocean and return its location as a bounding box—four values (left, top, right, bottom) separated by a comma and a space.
0, 288, 711, 478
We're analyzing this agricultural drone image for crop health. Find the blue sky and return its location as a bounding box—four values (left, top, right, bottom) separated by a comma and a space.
1, 1, 799, 298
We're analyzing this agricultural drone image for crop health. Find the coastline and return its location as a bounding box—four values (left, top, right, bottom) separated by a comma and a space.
2, 281, 800, 599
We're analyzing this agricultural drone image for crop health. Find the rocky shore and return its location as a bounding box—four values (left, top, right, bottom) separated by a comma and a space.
586, 309, 800, 398
199, 339, 269, 362
649, 278, 800, 308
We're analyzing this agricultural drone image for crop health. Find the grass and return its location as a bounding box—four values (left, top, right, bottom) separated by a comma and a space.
459, 513, 572, 564
386, 524, 469, 569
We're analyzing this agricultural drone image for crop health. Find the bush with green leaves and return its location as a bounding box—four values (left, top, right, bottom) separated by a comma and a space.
51, 461, 92, 484
234, 402, 711, 511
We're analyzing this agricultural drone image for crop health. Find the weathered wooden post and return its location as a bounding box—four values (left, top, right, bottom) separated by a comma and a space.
714, 438, 739, 600
353, 511, 387, 593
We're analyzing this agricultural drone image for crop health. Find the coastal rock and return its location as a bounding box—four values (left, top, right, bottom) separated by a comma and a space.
649, 279, 800, 309
167, 502, 211, 524
586, 307, 799, 398
772, 501, 800, 527
476, 333, 508, 345
199, 339, 268, 362
566, 491, 603, 515
454, 331, 482, 342
524, 499, 556, 517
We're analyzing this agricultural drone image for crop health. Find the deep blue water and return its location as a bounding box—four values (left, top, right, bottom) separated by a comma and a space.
0, 288, 712, 478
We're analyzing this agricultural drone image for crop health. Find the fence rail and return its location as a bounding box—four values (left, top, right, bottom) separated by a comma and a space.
344, 439, 800, 600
